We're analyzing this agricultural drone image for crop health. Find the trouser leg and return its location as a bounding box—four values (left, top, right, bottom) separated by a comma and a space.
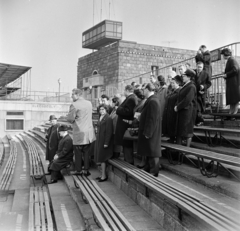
51, 170, 59, 181
123, 146, 134, 165
232, 103, 239, 114
148, 157, 160, 175
82, 144, 90, 170
74, 145, 83, 172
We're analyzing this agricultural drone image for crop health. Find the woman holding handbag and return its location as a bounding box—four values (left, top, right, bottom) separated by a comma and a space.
94, 104, 114, 182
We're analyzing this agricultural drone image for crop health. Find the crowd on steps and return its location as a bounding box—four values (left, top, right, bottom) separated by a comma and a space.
45, 45, 240, 184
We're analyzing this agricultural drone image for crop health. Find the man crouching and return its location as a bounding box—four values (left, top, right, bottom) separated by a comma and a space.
46, 125, 73, 184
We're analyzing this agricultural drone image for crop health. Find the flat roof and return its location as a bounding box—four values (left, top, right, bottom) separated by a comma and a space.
0, 62, 31, 87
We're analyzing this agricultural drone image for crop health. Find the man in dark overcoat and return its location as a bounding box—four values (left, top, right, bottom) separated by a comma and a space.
195, 45, 212, 77
137, 83, 162, 177
194, 62, 212, 125
47, 125, 73, 184
45, 115, 60, 162
115, 85, 137, 164
221, 48, 240, 116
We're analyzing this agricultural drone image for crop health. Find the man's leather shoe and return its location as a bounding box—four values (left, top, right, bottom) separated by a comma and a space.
84, 171, 91, 177
71, 171, 83, 176
45, 172, 51, 175
136, 165, 145, 169
47, 179, 58, 184
151, 173, 159, 177
98, 177, 108, 182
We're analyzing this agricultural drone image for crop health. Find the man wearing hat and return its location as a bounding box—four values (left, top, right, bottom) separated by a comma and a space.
45, 115, 60, 163
221, 48, 240, 117
193, 61, 212, 126
47, 125, 73, 184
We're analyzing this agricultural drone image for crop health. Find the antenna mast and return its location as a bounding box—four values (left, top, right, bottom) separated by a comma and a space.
93, 0, 95, 25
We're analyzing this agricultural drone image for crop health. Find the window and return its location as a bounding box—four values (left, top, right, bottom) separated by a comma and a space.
92, 70, 98, 75
6, 111, 24, 116
6, 119, 24, 130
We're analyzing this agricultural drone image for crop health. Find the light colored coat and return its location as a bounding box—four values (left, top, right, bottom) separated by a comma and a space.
67, 97, 96, 145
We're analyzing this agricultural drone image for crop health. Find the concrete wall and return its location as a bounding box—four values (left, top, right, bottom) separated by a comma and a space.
0, 101, 70, 137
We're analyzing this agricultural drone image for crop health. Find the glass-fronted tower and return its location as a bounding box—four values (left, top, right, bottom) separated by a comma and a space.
82, 20, 122, 49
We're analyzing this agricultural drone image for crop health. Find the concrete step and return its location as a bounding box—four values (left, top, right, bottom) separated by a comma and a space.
0, 212, 19, 231
64, 169, 165, 231
159, 157, 240, 201
0, 191, 14, 213
108, 158, 240, 231
47, 176, 86, 231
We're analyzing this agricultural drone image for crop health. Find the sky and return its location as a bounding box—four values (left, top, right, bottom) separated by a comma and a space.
0, 0, 239, 92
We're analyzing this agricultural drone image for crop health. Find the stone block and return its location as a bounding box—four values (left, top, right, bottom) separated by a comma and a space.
108, 170, 114, 182
128, 177, 137, 190
114, 174, 122, 189
137, 192, 150, 214
163, 200, 179, 220
163, 213, 176, 231
120, 180, 129, 195
128, 186, 138, 203
149, 201, 165, 227
181, 210, 208, 231
148, 189, 164, 208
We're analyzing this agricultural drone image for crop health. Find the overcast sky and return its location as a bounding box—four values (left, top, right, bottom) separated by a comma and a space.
0, 0, 239, 92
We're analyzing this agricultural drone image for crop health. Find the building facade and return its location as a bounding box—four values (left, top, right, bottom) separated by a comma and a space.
77, 40, 196, 106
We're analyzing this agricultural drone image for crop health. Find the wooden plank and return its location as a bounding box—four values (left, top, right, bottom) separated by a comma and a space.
29, 188, 34, 231
83, 177, 126, 231
109, 159, 240, 231
73, 176, 111, 231
39, 187, 46, 231
90, 179, 136, 231
194, 126, 240, 134
34, 188, 41, 228
161, 141, 240, 167
210, 113, 240, 118
95, 200, 120, 231
43, 191, 54, 229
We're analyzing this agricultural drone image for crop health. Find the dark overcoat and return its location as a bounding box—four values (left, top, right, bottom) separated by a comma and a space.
176, 81, 197, 138
195, 50, 212, 77
162, 87, 181, 137
45, 124, 60, 161
50, 134, 73, 172
94, 114, 113, 163
115, 94, 137, 146
137, 94, 161, 157
193, 70, 211, 112
155, 85, 167, 118
224, 56, 240, 105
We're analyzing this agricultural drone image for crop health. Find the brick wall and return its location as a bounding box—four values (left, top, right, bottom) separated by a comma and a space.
77, 40, 196, 90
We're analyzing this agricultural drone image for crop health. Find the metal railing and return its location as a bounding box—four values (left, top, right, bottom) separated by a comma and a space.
0, 90, 71, 103
88, 42, 240, 109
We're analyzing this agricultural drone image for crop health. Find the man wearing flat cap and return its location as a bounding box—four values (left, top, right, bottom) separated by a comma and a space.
221, 48, 240, 116
47, 125, 74, 184
45, 115, 60, 163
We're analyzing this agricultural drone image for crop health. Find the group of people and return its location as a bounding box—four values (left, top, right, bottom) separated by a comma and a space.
45, 45, 240, 183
